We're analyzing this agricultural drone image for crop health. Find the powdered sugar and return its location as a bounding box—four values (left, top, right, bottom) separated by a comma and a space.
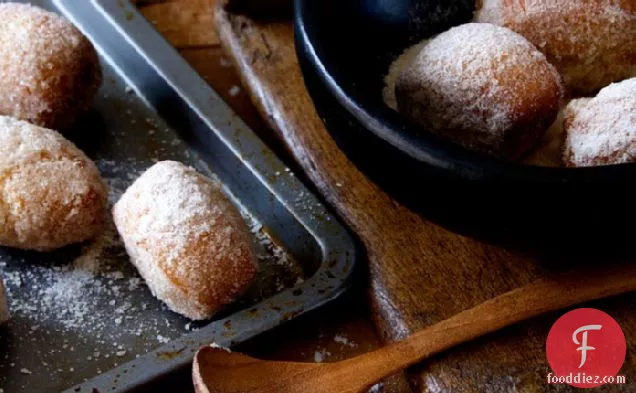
392, 23, 562, 158
0, 3, 101, 129
0, 159, 303, 389
1, 165, 160, 332
0, 5, 307, 390
563, 78, 636, 167
383, 39, 430, 110
112, 161, 259, 320
210, 342, 231, 353
334, 333, 357, 348
474, 0, 636, 94
368, 383, 384, 393
313, 349, 331, 363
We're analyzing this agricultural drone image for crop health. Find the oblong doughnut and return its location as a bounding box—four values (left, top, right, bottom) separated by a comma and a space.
396, 23, 563, 159
112, 161, 258, 320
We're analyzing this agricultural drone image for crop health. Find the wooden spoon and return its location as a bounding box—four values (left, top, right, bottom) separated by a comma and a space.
193, 264, 636, 393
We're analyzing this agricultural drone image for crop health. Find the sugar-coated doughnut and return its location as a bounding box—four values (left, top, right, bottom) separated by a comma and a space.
112, 161, 258, 320
0, 116, 107, 251
396, 23, 563, 159
0, 3, 102, 129
563, 78, 636, 167
475, 0, 636, 94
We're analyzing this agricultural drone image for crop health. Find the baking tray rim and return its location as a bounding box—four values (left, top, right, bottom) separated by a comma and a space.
38, 0, 360, 392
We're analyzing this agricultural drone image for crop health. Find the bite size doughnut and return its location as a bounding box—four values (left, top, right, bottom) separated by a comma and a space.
0, 3, 102, 130
112, 161, 258, 320
0, 116, 107, 251
563, 78, 636, 167
396, 23, 563, 160
475, 0, 636, 95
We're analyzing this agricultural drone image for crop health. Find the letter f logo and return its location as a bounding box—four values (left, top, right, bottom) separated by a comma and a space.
573, 325, 602, 368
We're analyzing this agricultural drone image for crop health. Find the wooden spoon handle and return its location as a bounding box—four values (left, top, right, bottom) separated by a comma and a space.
334, 264, 636, 391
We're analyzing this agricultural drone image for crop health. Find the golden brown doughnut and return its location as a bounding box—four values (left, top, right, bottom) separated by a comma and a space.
475, 0, 636, 94
396, 23, 563, 159
112, 161, 258, 320
0, 116, 108, 251
0, 3, 102, 129
563, 78, 636, 167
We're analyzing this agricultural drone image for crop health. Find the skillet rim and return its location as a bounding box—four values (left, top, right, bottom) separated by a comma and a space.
293, 0, 636, 185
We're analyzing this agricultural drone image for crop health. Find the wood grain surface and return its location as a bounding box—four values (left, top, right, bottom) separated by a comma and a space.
192, 264, 636, 393
213, 3, 636, 393
135, 1, 399, 393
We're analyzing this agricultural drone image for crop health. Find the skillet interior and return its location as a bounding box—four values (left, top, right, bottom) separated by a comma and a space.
295, 0, 636, 248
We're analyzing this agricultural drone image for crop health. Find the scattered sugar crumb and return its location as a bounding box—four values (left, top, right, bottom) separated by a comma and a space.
210, 343, 231, 353
128, 277, 141, 290
0, 133, 304, 387
228, 85, 241, 97
313, 349, 331, 363
20, 368, 32, 375
156, 335, 170, 344
334, 334, 357, 348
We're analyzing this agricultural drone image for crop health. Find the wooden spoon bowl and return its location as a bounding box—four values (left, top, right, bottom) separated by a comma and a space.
193, 264, 636, 393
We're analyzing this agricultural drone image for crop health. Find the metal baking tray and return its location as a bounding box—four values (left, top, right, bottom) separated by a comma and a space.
0, 0, 355, 392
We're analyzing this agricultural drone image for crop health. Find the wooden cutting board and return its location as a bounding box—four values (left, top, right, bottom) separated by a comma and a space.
135, 2, 411, 393
212, 3, 636, 392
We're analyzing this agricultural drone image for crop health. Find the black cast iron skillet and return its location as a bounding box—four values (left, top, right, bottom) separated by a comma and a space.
294, 0, 636, 248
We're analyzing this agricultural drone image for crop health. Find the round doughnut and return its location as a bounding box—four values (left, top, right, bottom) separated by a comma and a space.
475, 0, 636, 95
112, 161, 258, 320
396, 23, 563, 159
0, 3, 102, 129
563, 78, 636, 167
0, 116, 108, 251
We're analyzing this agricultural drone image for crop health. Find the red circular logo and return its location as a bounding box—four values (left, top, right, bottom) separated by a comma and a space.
546, 308, 626, 388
